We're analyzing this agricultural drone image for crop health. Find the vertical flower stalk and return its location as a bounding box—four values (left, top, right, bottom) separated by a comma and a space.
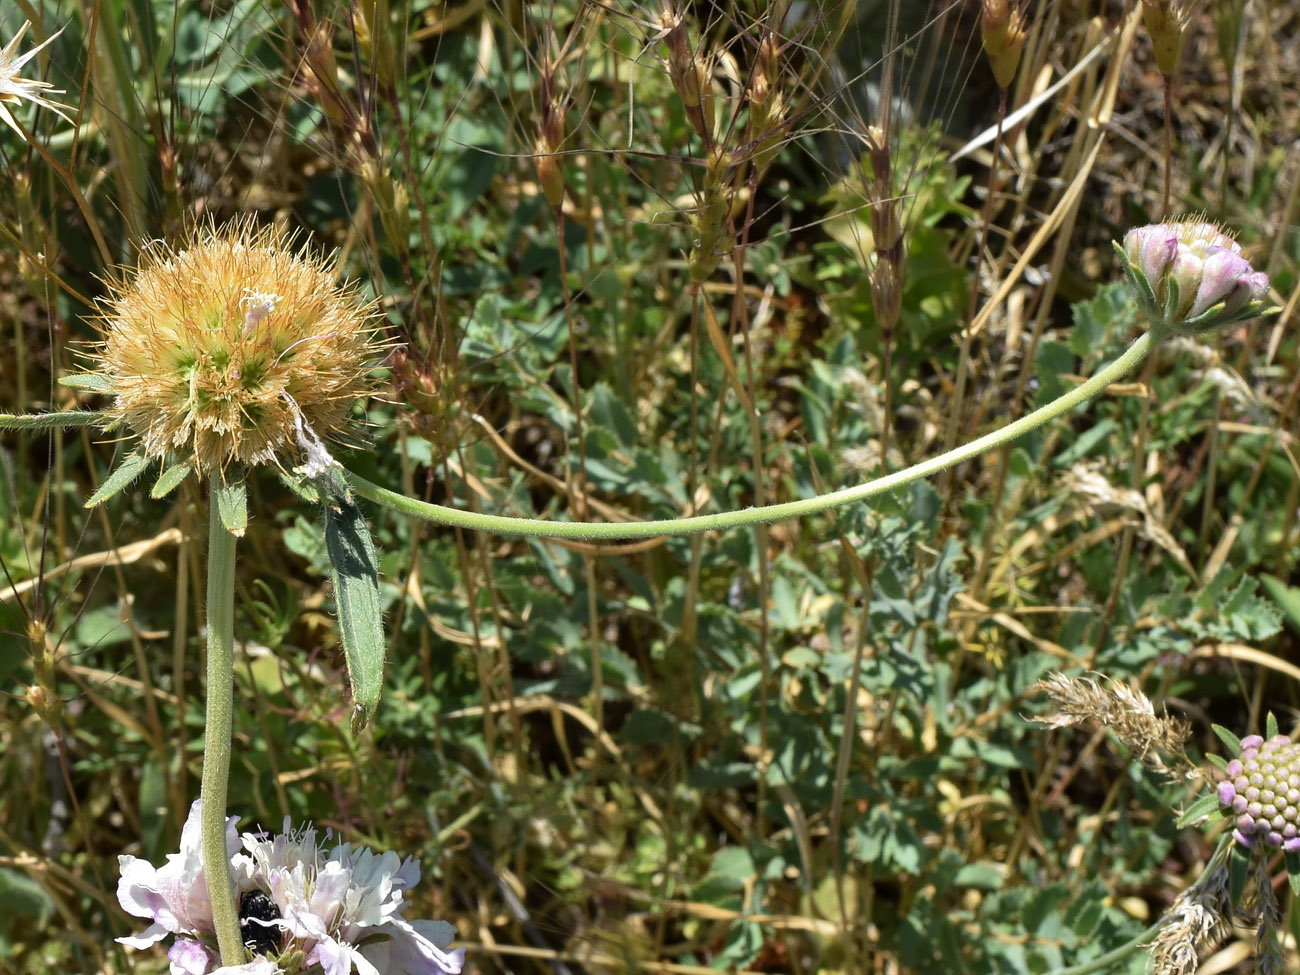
202, 477, 242, 963
93, 219, 384, 967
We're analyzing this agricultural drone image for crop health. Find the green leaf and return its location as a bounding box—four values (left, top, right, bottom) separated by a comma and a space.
1205, 753, 1229, 773
85, 452, 152, 507
1177, 791, 1224, 828
1229, 842, 1251, 904
1211, 724, 1242, 754
325, 491, 386, 733
0, 410, 106, 431
151, 462, 192, 499
1261, 574, 1300, 636
59, 372, 114, 393
215, 479, 248, 538
1288, 851, 1300, 897
1267, 712, 1279, 739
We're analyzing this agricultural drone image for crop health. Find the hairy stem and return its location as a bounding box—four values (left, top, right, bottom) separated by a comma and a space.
348, 323, 1167, 539
201, 474, 243, 965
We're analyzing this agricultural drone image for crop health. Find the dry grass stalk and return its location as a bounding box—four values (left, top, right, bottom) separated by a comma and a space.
1034, 672, 1192, 777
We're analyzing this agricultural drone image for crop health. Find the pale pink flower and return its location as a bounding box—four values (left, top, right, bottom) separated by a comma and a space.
1119, 220, 1271, 333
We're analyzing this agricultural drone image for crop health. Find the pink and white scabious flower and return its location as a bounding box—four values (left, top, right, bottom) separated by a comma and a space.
116, 801, 465, 975
117, 802, 271, 973
232, 818, 465, 975
1117, 220, 1272, 334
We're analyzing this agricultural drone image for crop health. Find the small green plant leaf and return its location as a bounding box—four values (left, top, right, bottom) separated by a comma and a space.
1206, 753, 1229, 773
1267, 712, 1279, 739
1212, 724, 1242, 754
1260, 574, 1300, 636
1229, 842, 1251, 904
0, 410, 106, 431
151, 462, 192, 499
215, 479, 248, 537
85, 452, 152, 507
1177, 791, 1224, 828
59, 372, 114, 393
1288, 851, 1300, 897
324, 491, 386, 733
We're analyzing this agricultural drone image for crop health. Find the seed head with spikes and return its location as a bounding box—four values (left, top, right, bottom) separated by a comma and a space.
95, 219, 385, 477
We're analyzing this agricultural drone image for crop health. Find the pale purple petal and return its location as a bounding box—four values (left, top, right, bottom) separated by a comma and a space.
167, 939, 215, 975
371, 917, 465, 975
1189, 246, 1252, 317
116, 921, 170, 950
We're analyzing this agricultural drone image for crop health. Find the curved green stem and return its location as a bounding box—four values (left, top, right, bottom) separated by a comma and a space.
349, 324, 1166, 540
201, 474, 243, 965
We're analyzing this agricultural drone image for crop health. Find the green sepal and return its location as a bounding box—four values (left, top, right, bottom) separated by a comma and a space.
1229, 841, 1251, 905
1212, 724, 1242, 754
277, 469, 322, 505
59, 373, 114, 393
1114, 240, 1160, 322
1267, 712, 1279, 739
1288, 851, 1300, 897
1205, 753, 1229, 773
1177, 791, 1224, 829
85, 452, 152, 507
323, 486, 386, 734
0, 410, 106, 431
214, 478, 248, 538
151, 462, 193, 499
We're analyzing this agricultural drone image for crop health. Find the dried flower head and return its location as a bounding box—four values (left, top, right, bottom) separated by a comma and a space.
1216, 734, 1300, 851
1140, 0, 1186, 78
979, 0, 1028, 89
1117, 221, 1272, 334
0, 20, 73, 138
1034, 672, 1192, 776
95, 219, 384, 476
118, 801, 465, 975
1147, 860, 1229, 975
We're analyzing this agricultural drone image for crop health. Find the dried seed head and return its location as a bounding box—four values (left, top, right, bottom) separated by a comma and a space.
95, 219, 384, 475
1140, 0, 1186, 78
659, 8, 714, 142
1217, 734, 1300, 851
1034, 672, 1191, 777
979, 0, 1027, 89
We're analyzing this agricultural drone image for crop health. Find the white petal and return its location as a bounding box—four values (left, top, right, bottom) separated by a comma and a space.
116, 922, 170, 949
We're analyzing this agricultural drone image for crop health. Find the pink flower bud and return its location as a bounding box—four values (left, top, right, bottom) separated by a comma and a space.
1116, 220, 1273, 333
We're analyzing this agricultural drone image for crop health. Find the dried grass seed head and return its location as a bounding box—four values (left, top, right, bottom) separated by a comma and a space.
96, 219, 384, 475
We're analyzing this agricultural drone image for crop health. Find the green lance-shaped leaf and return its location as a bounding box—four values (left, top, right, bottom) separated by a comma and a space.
1229, 841, 1251, 905
215, 479, 248, 538
0, 410, 107, 431
59, 373, 115, 393
324, 490, 386, 733
1176, 791, 1224, 829
1211, 724, 1242, 755
1288, 851, 1300, 897
152, 462, 193, 499
85, 452, 152, 507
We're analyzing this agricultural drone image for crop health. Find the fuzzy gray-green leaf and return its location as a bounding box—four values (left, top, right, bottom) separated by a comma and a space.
215, 480, 248, 537
0, 410, 107, 431
151, 462, 193, 499
324, 493, 386, 734
84, 452, 152, 507
59, 373, 115, 393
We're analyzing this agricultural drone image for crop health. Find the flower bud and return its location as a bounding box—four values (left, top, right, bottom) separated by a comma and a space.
1116, 220, 1272, 333
1140, 0, 1185, 78
1218, 734, 1300, 851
